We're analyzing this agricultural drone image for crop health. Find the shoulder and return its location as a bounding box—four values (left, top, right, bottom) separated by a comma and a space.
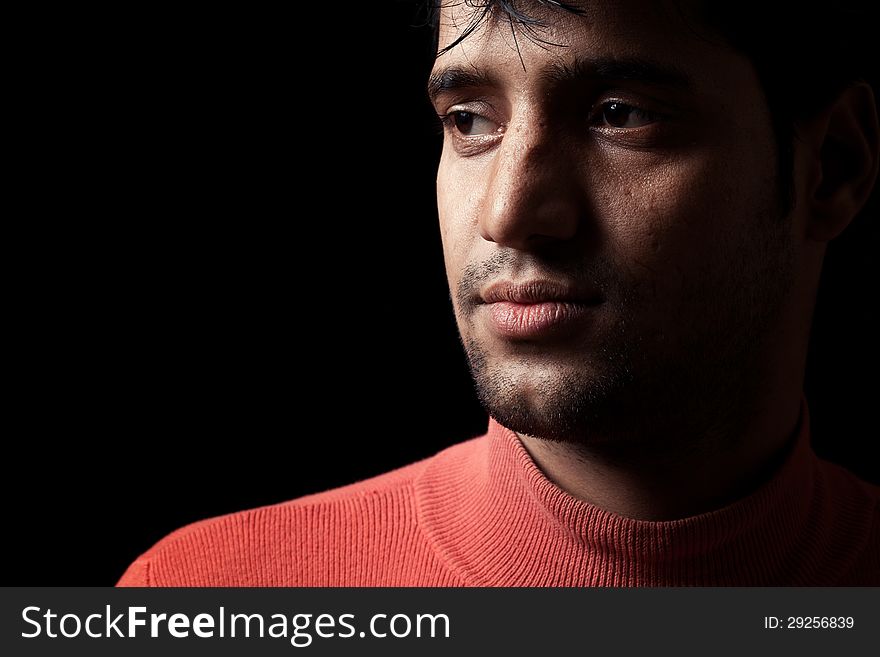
116, 435, 486, 586
816, 456, 880, 511
813, 458, 880, 584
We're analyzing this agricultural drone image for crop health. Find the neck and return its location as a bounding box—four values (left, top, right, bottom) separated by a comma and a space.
515, 387, 805, 520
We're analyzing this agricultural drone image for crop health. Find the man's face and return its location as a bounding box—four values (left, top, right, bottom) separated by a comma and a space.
433, 1, 797, 445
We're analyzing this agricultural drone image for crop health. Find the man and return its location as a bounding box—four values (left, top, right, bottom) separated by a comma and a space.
118, 1, 879, 586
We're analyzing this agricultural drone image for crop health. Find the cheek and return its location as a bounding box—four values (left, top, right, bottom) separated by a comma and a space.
436, 158, 470, 309
596, 150, 761, 286
436, 160, 455, 248
437, 155, 483, 282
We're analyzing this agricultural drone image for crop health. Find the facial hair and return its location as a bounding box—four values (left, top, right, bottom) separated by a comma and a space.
454, 209, 796, 461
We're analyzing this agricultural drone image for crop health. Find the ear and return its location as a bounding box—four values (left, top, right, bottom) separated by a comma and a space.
800, 82, 879, 242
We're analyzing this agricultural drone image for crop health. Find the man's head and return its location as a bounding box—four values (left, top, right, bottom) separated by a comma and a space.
429, 1, 878, 451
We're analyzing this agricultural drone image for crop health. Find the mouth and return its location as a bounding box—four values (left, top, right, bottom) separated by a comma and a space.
477, 281, 602, 340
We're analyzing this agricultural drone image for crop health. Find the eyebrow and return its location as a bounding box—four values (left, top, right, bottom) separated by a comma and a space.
543, 56, 692, 90
427, 56, 692, 103
427, 67, 497, 104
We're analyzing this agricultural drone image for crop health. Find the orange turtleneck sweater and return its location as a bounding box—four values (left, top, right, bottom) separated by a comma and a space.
116, 406, 880, 586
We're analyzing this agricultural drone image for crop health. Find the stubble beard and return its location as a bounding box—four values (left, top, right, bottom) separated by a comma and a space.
455, 210, 796, 459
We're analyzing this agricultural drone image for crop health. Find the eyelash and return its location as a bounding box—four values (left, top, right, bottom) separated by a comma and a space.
435, 112, 455, 133
436, 111, 488, 134
590, 101, 660, 128
436, 101, 661, 136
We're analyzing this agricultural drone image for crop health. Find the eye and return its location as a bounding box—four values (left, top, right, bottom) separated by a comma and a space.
442, 110, 501, 137
595, 101, 657, 129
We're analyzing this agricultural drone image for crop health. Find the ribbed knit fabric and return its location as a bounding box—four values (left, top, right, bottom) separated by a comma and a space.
117, 403, 880, 586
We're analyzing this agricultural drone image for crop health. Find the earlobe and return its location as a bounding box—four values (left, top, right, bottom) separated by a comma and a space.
805, 82, 880, 242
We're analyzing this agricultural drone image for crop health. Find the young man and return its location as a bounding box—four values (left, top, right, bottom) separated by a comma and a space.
118, 1, 879, 586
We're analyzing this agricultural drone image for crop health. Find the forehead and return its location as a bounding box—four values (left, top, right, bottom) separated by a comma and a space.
433, 0, 744, 96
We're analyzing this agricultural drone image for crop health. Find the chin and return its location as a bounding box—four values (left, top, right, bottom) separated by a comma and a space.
469, 356, 628, 441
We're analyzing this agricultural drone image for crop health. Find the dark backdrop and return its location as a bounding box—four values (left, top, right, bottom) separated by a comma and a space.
8, 3, 878, 585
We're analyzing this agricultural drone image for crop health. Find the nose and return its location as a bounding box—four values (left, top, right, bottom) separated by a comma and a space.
478, 122, 582, 250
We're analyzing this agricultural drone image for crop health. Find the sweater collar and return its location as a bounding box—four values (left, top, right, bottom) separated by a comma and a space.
415, 399, 823, 586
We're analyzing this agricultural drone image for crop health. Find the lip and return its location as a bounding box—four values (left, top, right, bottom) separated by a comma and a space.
478, 281, 601, 339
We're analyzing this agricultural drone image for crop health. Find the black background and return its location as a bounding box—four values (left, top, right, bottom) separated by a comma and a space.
8, 3, 878, 585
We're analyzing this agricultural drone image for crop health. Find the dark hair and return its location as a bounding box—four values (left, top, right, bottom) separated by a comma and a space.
424, 0, 876, 215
